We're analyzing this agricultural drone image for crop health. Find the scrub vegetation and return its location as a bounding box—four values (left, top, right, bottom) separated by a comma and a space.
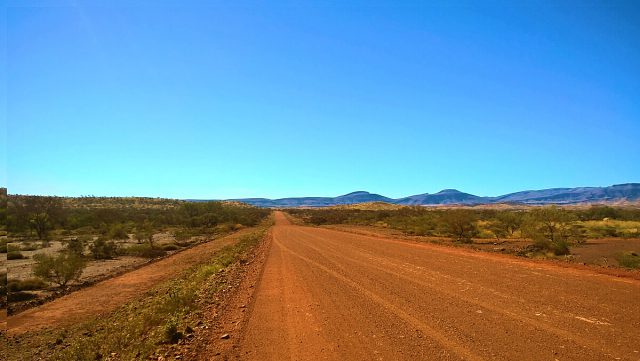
3, 194, 270, 311
287, 204, 640, 265
6, 227, 270, 361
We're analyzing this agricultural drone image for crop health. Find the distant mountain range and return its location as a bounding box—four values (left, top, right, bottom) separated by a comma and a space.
221, 183, 640, 208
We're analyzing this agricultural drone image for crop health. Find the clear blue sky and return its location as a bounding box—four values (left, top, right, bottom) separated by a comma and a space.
4, 0, 640, 199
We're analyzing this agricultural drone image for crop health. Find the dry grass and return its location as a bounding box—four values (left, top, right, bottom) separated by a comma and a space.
7, 227, 270, 361
580, 219, 640, 234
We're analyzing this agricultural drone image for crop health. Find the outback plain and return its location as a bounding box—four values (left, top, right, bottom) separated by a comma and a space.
7, 1, 640, 360
1, 188, 639, 360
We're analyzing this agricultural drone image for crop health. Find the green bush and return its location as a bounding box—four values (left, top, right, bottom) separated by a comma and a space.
491, 211, 523, 238
122, 244, 166, 258
63, 238, 85, 256
33, 253, 87, 286
617, 252, 640, 269
108, 224, 130, 240
90, 238, 119, 259
163, 317, 182, 344
438, 209, 479, 243
0, 239, 7, 253
522, 206, 582, 256
8, 278, 48, 292
7, 251, 26, 260
532, 239, 570, 256
173, 228, 199, 242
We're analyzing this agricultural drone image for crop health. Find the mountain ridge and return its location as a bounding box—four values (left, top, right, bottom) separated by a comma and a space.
220, 183, 640, 208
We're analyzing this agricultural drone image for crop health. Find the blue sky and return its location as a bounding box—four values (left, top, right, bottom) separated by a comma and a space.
4, 0, 640, 199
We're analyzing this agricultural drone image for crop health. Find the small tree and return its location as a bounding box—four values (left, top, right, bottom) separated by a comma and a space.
33, 253, 87, 287
488, 221, 509, 241
489, 211, 523, 241
23, 196, 63, 240
496, 212, 523, 237
30, 213, 51, 241
173, 228, 191, 242
522, 206, 583, 255
90, 237, 119, 259
63, 237, 85, 256
439, 209, 479, 243
135, 220, 155, 247
108, 223, 129, 241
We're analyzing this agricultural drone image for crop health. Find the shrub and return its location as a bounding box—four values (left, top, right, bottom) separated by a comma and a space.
122, 244, 166, 258
7, 251, 26, 260
135, 230, 151, 244
90, 238, 119, 259
108, 223, 130, 240
543, 239, 570, 256
63, 237, 85, 256
0, 239, 7, 253
522, 206, 582, 256
29, 212, 51, 240
617, 252, 640, 269
135, 220, 155, 246
173, 228, 197, 242
491, 211, 523, 238
163, 317, 182, 344
7, 278, 48, 292
438, 209, 479, 243
32, 253, 87, 286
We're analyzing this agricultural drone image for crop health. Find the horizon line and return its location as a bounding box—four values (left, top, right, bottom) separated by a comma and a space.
3, 182, 638, 200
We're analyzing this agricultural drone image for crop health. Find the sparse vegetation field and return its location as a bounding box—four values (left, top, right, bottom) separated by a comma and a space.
286, 204, 640, 268
6, 226, 270, 360
3, 193, 270, 313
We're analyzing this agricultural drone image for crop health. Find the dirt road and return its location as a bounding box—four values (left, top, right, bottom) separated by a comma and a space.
233, 212, 640, 361
8, 229, 254, 334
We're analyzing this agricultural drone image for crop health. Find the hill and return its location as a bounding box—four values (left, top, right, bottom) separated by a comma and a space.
222, 183, 640, 208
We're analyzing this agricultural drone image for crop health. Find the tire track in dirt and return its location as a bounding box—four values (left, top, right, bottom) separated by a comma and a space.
274, 237, 485, 361
234, 212, 640, 360
297, 226, 639, 323
290, 229, 616, 357
295, 227, 640, 360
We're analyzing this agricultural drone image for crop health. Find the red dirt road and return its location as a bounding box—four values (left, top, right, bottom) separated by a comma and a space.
8, 229, 254, 334
234, 212, 640, 361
